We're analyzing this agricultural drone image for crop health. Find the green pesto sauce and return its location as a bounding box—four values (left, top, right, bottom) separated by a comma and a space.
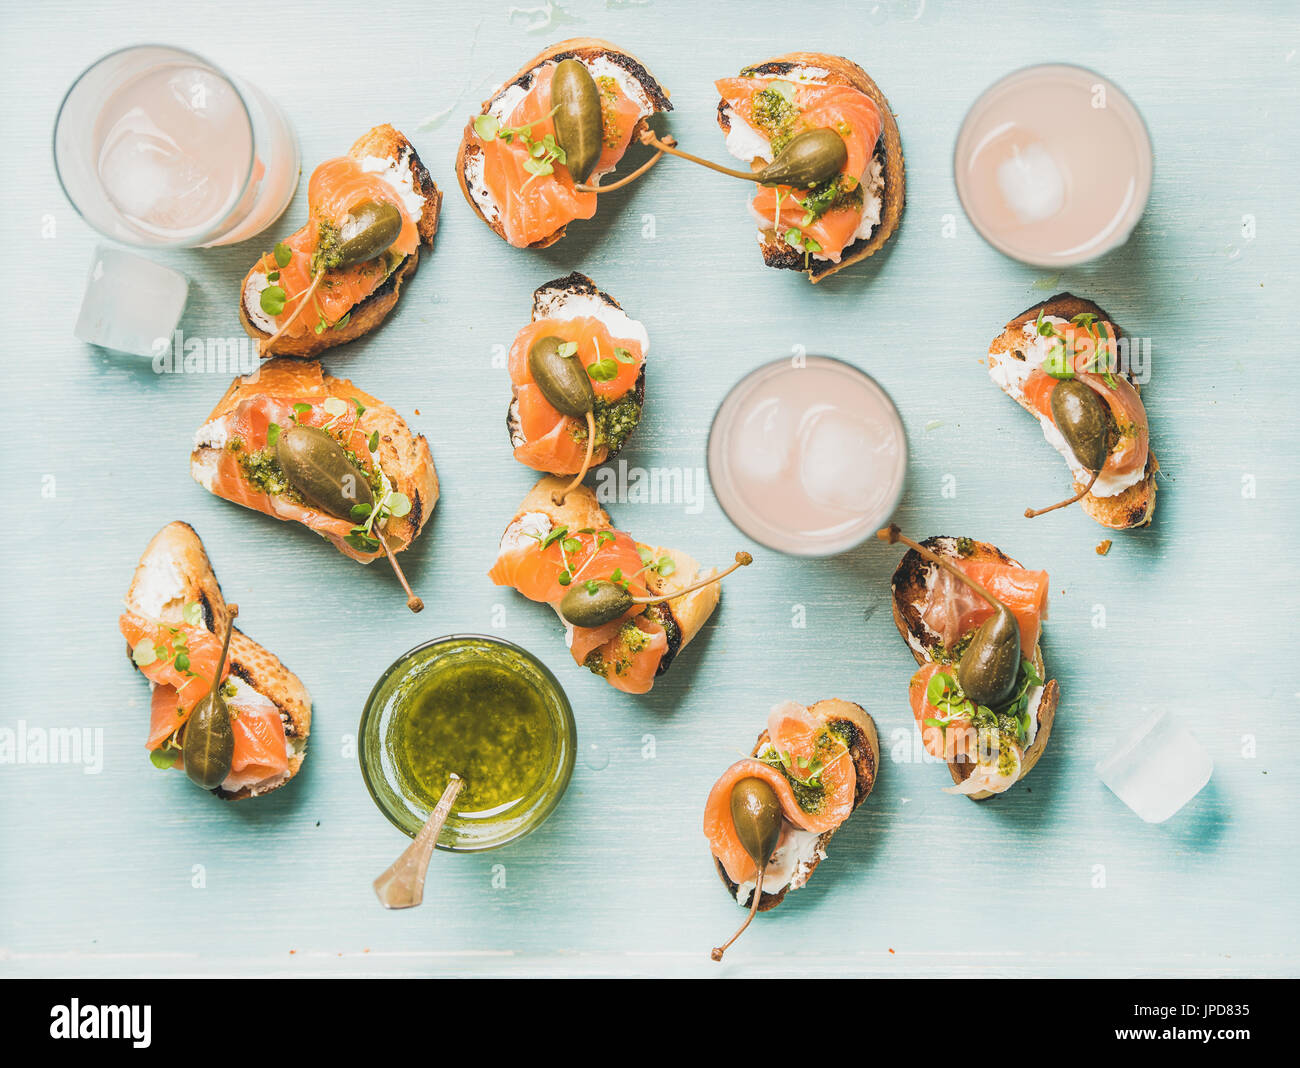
597, 75, 622, 148
569, 396, 642, 455
750, 87, 801, 154
931, 630, 975, 666
235, 442, 300, 501
798, 174, 864, 224
583, 619, 651, 679
391, 661, 555, 815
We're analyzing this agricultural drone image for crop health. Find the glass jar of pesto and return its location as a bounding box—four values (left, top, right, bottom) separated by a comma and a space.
359, 635, 576, 850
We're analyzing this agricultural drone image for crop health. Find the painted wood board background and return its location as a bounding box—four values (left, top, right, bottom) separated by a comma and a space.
2, 0, 1297, 978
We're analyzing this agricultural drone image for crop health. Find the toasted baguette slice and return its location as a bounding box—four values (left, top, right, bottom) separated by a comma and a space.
506, 272, 648, 472
457, 38, 671, 248
240, 124, 441, 359
715, 52, 905, 283
713, 700, 880, 912
123, 522, 311, 800
988, 293, 1157, 529
499, 477, 718, 678
889, 536, 1058, 801
191, 359, 438, 564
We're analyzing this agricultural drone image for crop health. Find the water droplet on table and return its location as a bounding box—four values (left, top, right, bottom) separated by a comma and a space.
582, 742, 609, 771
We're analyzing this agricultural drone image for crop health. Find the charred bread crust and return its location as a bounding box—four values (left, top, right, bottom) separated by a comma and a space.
505, 479, 720, 668
715, 700, 880, 911
989, 293, 1157, 529
123, 521, 312, 801
192, 359, 437, 557
240, 124, 441, 359
456, 39, 671, 249
716, 52, 905, 282
505, 273, 647, 470
889, 536, 1058, 801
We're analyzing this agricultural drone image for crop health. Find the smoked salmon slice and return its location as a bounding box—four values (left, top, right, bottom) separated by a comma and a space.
507, 316, 644, 475
223, 688, 290, 792
920, 558, 1049, 659
477, 63, 646, 248
120, 612, 232, 746
908, 662, 975, 761
705, 758, 818, 885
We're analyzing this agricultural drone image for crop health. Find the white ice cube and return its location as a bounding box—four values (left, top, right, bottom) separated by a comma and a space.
732, 396, 794, 482
1096, 710, 1213, 823
798, 407, 894, 513
74, 245, 188, 358
997, 142, 1066, 225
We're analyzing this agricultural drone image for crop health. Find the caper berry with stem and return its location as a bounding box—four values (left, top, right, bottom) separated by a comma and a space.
558, 552, 754, 629
274, 422, 424, 613
1024, 379, 1111, 518
183, 606, 238, 791
711, 776, 783, 962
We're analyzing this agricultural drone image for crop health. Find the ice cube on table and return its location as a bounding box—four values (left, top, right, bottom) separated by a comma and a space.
997, 142, 1065, 224
798, 407, 895, 513
74, 245, 188, 358
1095, 710, 1213, 823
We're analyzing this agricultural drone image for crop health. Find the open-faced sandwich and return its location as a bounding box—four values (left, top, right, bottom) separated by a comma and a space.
458, 38, 671, 248
489, 476, 749, 693
191, 359, 438, 611
987, 293, 1156, 528
241, 124, 440, 358
507, 273, 646, 495
879, 525, 1058, 800
704, 699, 879, 961
708, 52, 904, 281
118, 521, 311, 799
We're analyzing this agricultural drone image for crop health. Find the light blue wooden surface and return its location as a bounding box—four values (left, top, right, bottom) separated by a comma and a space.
2, 0, 1298, 978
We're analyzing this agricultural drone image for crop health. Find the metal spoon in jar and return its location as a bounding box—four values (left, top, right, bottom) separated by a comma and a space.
372, 773, 464, 909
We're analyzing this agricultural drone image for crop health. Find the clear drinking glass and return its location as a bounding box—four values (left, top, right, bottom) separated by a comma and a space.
359, 636, 577, 851
53, 44, 299, 248
707, 356, 908, 556
954, 64, 1153, 267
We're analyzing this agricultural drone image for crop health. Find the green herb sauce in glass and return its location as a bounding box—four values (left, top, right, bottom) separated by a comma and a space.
390, 660, 554, 816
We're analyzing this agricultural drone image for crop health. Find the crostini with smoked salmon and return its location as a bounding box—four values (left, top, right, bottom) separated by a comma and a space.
191, 359, 438, 611
119, 521, 312, 800
240, 124, 441, 358
711, 52, 904, 282
880, 526, 1058, 801
458, 39, 671, 249
488, 476, 749, 694
704, 698, 879, 960
987, 293, 1157, 529
506, 273, 646, 493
